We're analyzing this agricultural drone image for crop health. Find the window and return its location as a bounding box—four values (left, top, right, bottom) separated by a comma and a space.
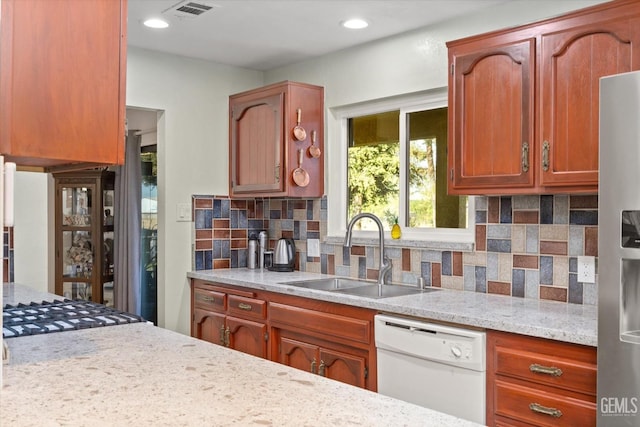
328, 88, 474, 246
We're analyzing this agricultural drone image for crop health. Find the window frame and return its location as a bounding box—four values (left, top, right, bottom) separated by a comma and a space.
326, 87, 475, 248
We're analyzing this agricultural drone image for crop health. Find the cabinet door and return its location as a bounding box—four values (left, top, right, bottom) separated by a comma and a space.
540, 18, 640, 188
193, 308, 225, 346
318, 347, 367, 389
0, 0, 126, 168
230, 93, 284, 195
226, 316, 268, 359
278, 336, 319, 374
449, 39, 535, 194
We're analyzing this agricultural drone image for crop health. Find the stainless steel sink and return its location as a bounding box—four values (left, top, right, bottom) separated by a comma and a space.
332, 284, 437, 299
281, 278, 440, 299
282, 277, 373, 291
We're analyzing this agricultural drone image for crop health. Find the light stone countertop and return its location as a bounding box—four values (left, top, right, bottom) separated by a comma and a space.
1, 284, 480, 427
188, 268, 597, 347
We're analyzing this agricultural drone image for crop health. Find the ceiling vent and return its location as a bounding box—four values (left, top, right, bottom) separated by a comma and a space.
163, 1, 217, 20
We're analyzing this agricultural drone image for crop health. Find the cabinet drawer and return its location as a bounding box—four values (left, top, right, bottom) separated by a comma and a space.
228, 295, 266, 320
193, 288, 225, 312
269, 303, 371, 345
494, 346, 596, 396
494, 379, 596, 427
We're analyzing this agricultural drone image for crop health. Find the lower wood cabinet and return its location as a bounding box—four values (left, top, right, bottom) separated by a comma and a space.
487, 330, 597, 427
190, 279, 377, 391
191, 281, 268, 359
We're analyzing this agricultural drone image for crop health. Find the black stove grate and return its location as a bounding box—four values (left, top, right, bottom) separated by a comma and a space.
2, 299, 146, 338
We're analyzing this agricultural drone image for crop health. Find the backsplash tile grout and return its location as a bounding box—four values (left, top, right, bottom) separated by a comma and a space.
192, 194, 598, 305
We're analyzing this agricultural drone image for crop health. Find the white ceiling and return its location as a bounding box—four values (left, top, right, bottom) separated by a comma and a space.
127, 0, 512, 71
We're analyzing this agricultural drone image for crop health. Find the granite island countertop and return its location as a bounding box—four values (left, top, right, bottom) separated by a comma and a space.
1, 283, 480, 427
188, 268, 597, 347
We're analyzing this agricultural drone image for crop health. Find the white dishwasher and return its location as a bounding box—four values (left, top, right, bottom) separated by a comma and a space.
374, 314, 486, 425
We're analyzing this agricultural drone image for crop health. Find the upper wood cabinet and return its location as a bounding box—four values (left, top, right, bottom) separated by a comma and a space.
0, 0, 127, 170
447, 0, 640, 195
449, 39, 535, 192
229, 81, 324, 198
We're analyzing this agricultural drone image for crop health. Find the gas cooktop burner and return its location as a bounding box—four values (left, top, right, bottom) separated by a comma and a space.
2, 299, 146, 338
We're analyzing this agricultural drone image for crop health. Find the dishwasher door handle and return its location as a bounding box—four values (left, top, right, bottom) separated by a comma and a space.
383, 321, 437, 335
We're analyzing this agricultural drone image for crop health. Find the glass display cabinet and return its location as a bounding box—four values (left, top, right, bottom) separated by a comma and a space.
54, 170, 115, 305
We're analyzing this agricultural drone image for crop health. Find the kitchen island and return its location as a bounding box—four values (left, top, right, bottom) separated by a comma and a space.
188, 268, 597, 346
1, 283, 479, 427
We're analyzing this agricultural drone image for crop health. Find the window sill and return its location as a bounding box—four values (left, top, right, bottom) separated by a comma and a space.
325, 235, 475, 252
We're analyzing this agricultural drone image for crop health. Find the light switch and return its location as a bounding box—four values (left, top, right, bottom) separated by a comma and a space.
308, 238, 320, 257
176, 203, 191, 222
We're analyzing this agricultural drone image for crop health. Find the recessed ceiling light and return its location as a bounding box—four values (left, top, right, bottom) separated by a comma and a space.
143, 18, 169, 29
342, 18, 369, 30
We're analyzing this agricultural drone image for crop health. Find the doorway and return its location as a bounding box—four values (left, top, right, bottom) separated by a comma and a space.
126, 107, 159, 324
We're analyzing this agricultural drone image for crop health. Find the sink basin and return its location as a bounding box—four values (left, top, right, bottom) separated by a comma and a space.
332, 284, 437, 299
282, 277, 373, 291
281, 278, 439, 299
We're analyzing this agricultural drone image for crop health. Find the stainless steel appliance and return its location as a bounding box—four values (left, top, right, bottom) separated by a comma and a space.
598, 70, 640, 425
374, 314, 486, 424
268, 238, 295, 272
2, 299, 146, 338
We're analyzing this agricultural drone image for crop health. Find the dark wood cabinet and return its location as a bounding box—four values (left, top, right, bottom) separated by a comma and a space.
53, 170, 115, 305
447, 0, 640, 195
229, 81, 324, 198
0, 0, 127, 170
487, 330, 597, 427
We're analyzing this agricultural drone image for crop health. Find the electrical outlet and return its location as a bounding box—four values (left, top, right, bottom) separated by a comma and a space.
308, 238, 320, 257
577, 256, 596, 283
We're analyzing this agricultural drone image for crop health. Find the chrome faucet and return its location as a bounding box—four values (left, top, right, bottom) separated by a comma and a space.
344, 213, 392, 285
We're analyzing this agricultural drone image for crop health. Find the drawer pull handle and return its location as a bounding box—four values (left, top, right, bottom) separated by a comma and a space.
238, 302, 253, 311
542, 140, 550, 171
529, 363, 563, 377
219, 325, 226, 346
197, 295, 215, 303
224, 326, 230, 347
310, 358, 317, 374
522, 141, 529, 172
529, 402, 563, 418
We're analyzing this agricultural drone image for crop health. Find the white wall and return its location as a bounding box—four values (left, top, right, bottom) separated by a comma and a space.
126, 47, 263, 334
13, 171, 50, 292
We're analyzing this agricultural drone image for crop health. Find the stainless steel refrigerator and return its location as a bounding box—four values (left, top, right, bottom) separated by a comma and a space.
598, 70, 640, 426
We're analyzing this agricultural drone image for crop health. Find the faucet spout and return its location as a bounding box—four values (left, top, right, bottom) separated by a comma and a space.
344, 213, 392, 285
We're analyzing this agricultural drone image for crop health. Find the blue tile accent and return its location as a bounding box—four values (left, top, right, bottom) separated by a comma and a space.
230, 210, 239, 228
464, 265, 475, 291
540, 256, 553, 285
204, 250, 213, 270
342, 246, 350, 266
487, 239, 511, 253
221, 240, 230, 259
213, 199, 222, 218
540, 195, 553, 224
293, 221, 300, 240
221, 199, 230, 218
230, 250, 239, 268
306, 231, 320, 239
421, 262, 432, 286
320, 253, 327, 274
475, 266, 486, 293
270, 209, 281, 219
194, 210, 206, 229
512, 269, 525, 297
307, 200, 314, 220
195, 251, 204, 270
442, 251, 452, 276
213, 240, 223, 259
500, 197, 512, 224
569, 257, 577, 273
569, 273, 583, 304
570, 210, 598, 225
286, 201, 294, 220
475, 210, 487, 224
248, 220, 266, 230
237, 209, 248, 228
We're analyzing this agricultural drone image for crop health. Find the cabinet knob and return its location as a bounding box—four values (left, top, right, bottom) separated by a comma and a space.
318, 360, 326, 377
310, 358, 317, 374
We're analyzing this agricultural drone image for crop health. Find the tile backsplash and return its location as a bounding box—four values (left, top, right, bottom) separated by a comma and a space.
192, 194, 598, 305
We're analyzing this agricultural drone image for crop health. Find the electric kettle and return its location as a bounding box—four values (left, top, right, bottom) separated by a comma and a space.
268, 238, 295, 272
